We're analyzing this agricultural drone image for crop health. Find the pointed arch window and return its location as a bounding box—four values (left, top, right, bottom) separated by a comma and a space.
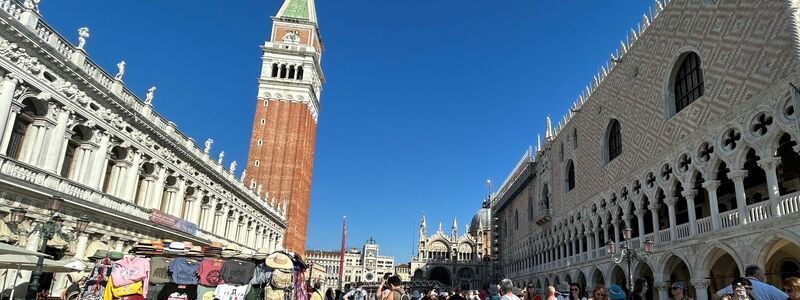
674, 52, 704, 113
564, 160, 575, 192
607, 119, 622, 162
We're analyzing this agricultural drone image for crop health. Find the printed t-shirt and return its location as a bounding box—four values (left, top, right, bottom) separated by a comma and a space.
112, 257, 150, 287
197, 259, 226, 286
146, 283, 164, 300
170, 258, 200, 285
82, 258, 113, 300
158, 283, 198, 300
103, 277, 144, 300
220, 260, 256, 285
214, 284, 251, 300
197, 285, 216, 300
149, 257, 173, 284
249, 262, 272, 285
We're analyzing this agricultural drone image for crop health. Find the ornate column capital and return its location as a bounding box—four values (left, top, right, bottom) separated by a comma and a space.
757, 157, 781, 171
727, 170, 748, 182
664, 196, 679, 207
654, 282, 670, 291
634, 209, 647, 217
691, 279, 711, 290
681, 189, 698, 199
648, 204, 660, 212
701, 180, 721, 190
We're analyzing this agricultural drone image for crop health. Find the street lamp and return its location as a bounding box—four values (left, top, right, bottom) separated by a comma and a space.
22, 195, 91, 300
606, 227, 653, 292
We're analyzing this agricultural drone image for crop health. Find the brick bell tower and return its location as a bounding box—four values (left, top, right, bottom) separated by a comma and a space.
246, 0, 324, 253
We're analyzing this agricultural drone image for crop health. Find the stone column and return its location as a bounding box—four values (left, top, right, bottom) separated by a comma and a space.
757, 158, 782, 217
664, 196, 678, 240
692, 280, 711, 300
123, 151, 143, 202
136, 176, 155, 207
682, 189, 698, 235
702, 180, 722, 230
267, 231, 275, 251
19, 121, 43, 164
577, 234, 584, 260
161, 186, 178, 213
254, 230, 262, 249
89, 132, 111, 189
148, 167, 168, 210
0, 75, 19, 144
114, 240, 125, 253
655, 282, 669, 300
43, 107, 70, 172
173, 179, 187, 217
612, 219, 621, 245
649, 204, 661, 242
0, 103, 21, 155
74, 233, 90, 260
727, 170, 750, 225
635, 210, 646, 242
602, 223, 610, 246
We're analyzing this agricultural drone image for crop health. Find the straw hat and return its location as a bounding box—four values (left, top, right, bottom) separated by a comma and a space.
265, 252, 293, 269
188, 246, 203, 257
253, 248, 271, 259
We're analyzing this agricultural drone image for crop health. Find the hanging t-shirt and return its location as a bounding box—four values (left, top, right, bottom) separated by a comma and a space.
149, 257, 174, 284
82, 258, 113, 300
146, 283, 164, 300
103, 277, 144, 300
249, 262, 272, 285
214, 284, 251, 300
197, 285, 216, 300
170, 258, 200, 285
112, 257, 150, 287
220, 260, 256, 285
197, 259, 226, 287
158, 283, 198, 300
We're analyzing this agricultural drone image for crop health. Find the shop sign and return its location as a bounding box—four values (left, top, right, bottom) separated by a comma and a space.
150, 209, 197, 235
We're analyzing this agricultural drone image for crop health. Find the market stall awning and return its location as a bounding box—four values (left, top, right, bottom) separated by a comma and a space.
0, 255, 83, 273
0, 243, 50, 258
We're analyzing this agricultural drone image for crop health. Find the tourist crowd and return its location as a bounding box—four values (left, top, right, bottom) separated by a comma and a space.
323, 265, 799, 300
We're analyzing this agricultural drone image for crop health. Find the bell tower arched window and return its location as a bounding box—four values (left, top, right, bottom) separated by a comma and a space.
606, 119, 622, 162
673, 52, 704, 113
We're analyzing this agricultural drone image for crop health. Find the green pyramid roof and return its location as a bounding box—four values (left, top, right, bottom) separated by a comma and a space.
276, 0, 317, 23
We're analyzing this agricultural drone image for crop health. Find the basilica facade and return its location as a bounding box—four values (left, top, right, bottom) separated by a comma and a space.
411, 211, 494, 291
0, 0, 286, 294
492, 1, 800, 300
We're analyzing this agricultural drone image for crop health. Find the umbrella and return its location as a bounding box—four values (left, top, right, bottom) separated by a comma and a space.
0, 243, 50, 258
0, 255, 86, 300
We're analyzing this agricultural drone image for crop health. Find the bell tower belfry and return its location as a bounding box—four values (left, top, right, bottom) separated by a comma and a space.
245, 0, 324, 253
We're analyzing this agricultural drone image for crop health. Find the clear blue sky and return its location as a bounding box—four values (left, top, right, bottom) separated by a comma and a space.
42, 1, 651, 263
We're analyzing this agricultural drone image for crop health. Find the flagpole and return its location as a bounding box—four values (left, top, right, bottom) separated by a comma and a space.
338, 216, 346, 290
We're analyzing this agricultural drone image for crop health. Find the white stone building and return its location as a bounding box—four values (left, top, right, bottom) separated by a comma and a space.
411, 215, 492, 291
492, 1, 800, 300
0, 0, 286, 295
306, 249, 343, 289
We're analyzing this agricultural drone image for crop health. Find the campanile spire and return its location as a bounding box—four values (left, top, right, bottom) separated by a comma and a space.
245, 0, 324, 253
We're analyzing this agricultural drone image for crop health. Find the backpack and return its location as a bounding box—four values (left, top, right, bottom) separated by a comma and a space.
353, 289, 366, 300
393, 290, 410, 300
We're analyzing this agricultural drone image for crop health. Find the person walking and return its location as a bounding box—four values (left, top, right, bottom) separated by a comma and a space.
719, 278, 756, 300
487, 285, 501, 300
713, 266, 787, 300
608, 285, 626, 300
546, 286, 558, 300
629, 279, 648, 300
590, 285, 608, 300
782, 277, 800, 300
525, 283, 543, 300
670, 282, 693, 300
569, 283, 587, 300
501, 279, 521, 300
326, 288, 336, 300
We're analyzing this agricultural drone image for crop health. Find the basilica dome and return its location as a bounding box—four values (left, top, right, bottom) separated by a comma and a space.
469, 200, 491, 236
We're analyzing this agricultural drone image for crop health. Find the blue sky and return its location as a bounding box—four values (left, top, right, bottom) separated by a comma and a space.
41, 1, 652, 262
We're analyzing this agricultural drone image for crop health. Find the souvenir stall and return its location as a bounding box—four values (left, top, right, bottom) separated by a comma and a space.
78, 239, 309, 300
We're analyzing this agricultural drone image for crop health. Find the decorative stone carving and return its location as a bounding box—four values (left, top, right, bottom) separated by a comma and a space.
23, 0, 40, 12
144, 86, 155, 105
240, 168, 246, 182
114, 61, 125, 81
229, 161, 236, 173
281, 30, 300, 44
76, 27, 90, 50
218, 151, 224, 165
